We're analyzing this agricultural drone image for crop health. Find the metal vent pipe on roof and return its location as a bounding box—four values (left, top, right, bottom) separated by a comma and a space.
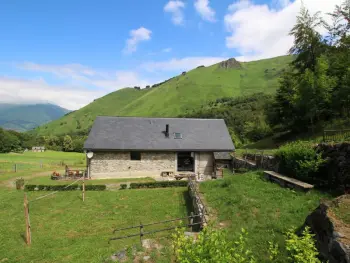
165, 124, 169, 137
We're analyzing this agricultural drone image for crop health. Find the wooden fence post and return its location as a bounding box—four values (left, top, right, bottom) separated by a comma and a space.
82, 178, 85, 202
14, 164, 17, 173
24, 193, 31, 245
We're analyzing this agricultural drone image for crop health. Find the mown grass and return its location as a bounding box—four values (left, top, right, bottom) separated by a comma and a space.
0, 187, 188, 263
200, 171, 329, 263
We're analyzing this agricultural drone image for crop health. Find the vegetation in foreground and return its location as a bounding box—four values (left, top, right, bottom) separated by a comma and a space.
200, 171, 329, 262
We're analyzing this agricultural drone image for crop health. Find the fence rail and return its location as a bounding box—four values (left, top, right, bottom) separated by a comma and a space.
109, 214, 203, 243
323, 129, 350, 142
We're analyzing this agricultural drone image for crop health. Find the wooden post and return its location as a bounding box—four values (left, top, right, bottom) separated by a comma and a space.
14, 164, 17, 173
82, 178, 85, 202
24, 193, 31, 245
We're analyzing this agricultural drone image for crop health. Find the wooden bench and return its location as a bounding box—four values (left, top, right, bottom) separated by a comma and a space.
263, 171, 314, 192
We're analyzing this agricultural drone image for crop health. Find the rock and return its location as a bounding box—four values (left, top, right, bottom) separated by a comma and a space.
333, 231, 345, 239
142, 239, 153, 249
219, 58, 242, 69
143, 256, 151, 261
110, 249, 127, 262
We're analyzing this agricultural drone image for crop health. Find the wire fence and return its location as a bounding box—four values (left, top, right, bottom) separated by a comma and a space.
109, 214, 204, 243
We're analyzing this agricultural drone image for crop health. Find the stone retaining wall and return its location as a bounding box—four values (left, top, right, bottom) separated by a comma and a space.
304, 196, 350, 263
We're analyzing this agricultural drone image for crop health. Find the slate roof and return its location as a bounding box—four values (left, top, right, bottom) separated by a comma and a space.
214, 152, 232, 160
84, 116, 235, 152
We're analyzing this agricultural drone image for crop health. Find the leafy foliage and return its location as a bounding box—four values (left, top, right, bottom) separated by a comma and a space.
172, 227, 256, 263
275, 141, 325, 182
24, 184, 106, 191
181, 93, 273, 146
129, 181, 187, 189
269, 1, 350, 134
285, 227, 321, 263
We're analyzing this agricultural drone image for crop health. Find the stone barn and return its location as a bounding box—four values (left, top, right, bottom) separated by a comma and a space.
84, 116, 235, 179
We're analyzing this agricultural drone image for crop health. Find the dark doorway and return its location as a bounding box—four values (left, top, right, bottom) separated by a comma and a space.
177, 152, 194, 172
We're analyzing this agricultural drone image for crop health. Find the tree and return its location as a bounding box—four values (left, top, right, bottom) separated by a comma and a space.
294, 56, 337, 130
63, 135, 74, 152
289, 6, 324, 73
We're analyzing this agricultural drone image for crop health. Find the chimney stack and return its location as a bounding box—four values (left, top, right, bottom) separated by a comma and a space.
165, 124, 169, 138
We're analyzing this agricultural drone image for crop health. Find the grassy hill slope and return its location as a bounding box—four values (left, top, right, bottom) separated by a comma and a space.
0, 104, 70, 132
35, 55, 293, 136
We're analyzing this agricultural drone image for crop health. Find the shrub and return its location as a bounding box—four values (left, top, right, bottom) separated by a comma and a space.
24, 184, 106, 191
15, 178, 25, 190
172, 227, 256, 263
275, 141, 325, 182
285, 227, 321, 263
120, 184, 127, 190
129, 181, 187, 189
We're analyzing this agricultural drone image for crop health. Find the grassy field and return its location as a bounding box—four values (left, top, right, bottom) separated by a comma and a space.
200, 171, 329, 262
0, 151, 85, 176
0, 187, 188, 263
34, 55, 293, 136
0, 151, 189, 262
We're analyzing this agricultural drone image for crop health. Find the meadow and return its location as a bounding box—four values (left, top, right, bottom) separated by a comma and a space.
200, 171, 329, 263
0, 151, 188, 262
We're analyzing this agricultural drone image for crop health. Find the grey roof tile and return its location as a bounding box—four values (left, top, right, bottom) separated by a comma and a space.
84, 116, 235, 151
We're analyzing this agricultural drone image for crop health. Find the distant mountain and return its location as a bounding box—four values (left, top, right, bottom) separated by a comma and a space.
0, 103, 70, 132
34, 55, 293, 136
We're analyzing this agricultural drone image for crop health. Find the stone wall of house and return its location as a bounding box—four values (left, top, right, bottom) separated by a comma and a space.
195, 152, 214, 175
90, 151, 176, 178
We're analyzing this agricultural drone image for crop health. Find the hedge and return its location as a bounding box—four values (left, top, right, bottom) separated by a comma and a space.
130, 181, 188, 189
24, 184, 106, 191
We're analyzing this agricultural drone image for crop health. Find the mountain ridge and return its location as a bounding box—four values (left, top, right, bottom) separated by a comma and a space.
34, 55, 293, 136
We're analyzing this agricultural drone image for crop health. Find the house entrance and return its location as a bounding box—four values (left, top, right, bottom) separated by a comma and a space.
177, 152, 194, 172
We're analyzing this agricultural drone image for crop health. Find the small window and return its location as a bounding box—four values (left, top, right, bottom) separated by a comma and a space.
130, 152, 141, 160
174, 132, 182, 139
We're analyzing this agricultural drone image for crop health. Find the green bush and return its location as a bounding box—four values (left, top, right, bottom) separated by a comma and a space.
285, 227, 321, 263
24, 184, 106, 191
275, 141, 325, 182
120, 184, 127, 190
172, 227, 256, 263
130, 181, 187, 189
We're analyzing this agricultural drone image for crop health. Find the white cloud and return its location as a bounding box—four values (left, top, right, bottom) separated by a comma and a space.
1, 63, 154, 109
225, 0, 343, 61
141, 56, 227, 72
0, 77, 102, 110
194, 0, 216, 22
123, 27, 152, 54
164, 1, 185, 25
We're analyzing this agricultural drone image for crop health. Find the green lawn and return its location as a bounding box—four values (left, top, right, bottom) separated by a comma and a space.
200, 171, 329, 262
0, 187, 188, 263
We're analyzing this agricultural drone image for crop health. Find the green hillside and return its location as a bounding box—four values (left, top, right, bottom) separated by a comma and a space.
0, 104, 70, 132
35, 55, 293, 136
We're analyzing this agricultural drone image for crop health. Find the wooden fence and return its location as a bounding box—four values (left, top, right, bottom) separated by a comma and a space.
323, 129, 350, 142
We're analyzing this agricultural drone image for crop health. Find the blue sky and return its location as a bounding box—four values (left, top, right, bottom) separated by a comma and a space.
0, 0, 340, 109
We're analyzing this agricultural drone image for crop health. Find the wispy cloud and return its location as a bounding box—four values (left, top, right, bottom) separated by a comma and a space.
194, 0, 216, 22
141, 56, 226, 72
164, 1, 186, 25
162, 47, 172, 53
4, 62, 155, 109
123, 27, 152, 54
